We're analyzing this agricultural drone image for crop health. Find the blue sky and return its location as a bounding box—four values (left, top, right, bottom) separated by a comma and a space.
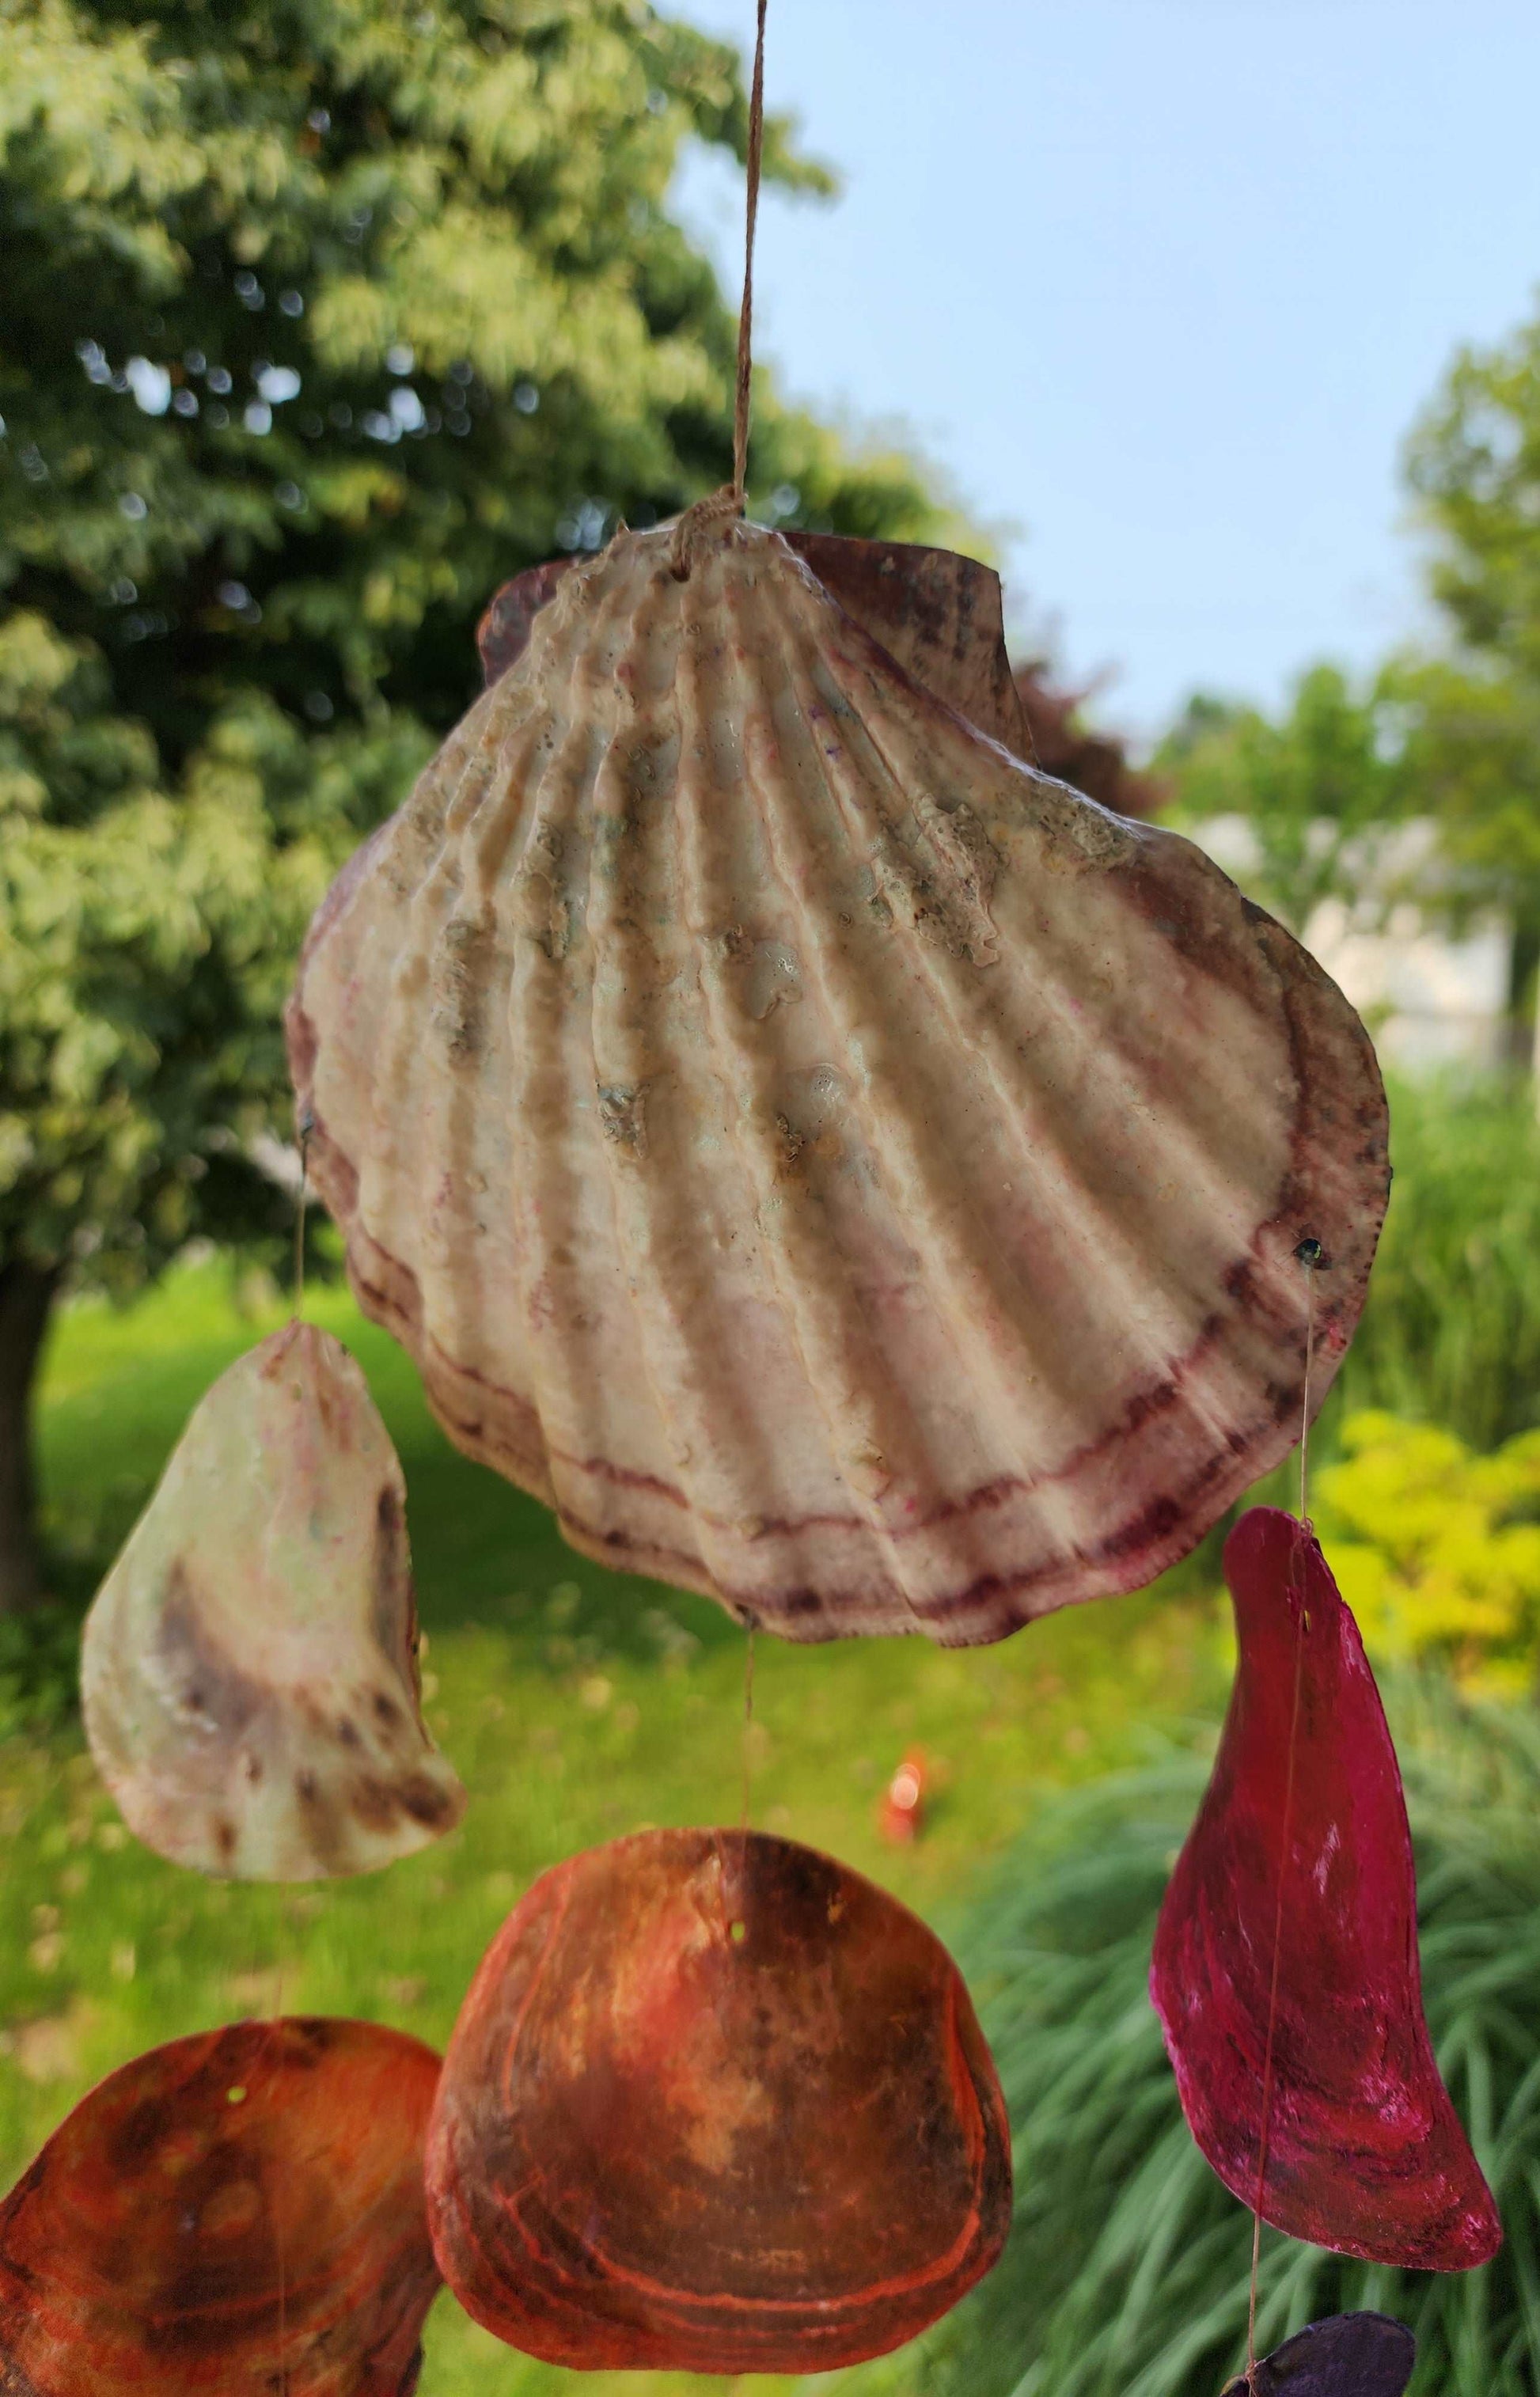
675, 1, 1540, 742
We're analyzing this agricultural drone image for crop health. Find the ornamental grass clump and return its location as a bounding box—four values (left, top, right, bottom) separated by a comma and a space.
1332, 1076, 1540, 1451
852, 1691, 1540, 2397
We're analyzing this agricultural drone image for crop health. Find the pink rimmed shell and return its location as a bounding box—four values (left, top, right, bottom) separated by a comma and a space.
289, 515, 1387, 1644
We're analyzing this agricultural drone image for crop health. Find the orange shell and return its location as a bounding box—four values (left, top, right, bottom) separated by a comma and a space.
0, 2018, 441, 2395
426, 1827, 1011, 2372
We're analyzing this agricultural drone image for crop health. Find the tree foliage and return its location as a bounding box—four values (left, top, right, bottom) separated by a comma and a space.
1153, 662, 1411, 932
1399, 314, 1540, 1036
1158, 297, 1540, 1038
0, 0, 948, 1602
1407, 309, 1540, 688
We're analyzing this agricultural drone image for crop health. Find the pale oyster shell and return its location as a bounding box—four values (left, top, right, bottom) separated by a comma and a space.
287, 515, 1387, 1645
81, 1322, 465, 1876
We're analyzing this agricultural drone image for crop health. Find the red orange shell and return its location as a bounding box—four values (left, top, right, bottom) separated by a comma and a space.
0, 2017, 441, 2396
1151, 1508, 1501, 2270
425, 1828, 1011, 2372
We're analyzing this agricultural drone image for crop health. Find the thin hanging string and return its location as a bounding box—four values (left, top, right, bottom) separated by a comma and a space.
1244, 1246, 1320, 2384
275, 1098, 309, 2391
272, 1961, 288, 2393
244, 1959, 290, 2394
723, 6, 766, 1929
1245, 1598, 1306, 2379
666, 0, 767, 578
740, 1623, 757, 1830
1297, 1250, 1318, 1524
733, 0, 768, 506
276, 1119, 307, 2392
292, 1109, 313, 1320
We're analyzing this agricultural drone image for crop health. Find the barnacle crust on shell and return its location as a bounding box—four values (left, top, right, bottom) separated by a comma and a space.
81, 1322, 465, 1877
288, 513, 1388, 1646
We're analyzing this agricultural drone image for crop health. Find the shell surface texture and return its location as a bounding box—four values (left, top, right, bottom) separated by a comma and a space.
0, 2016, 441, 2396
1221, 2311, 1416, 2397
1151, 1507, 1501, 2270
289, 512, 1389, 1646
81, 1321, 465, 1879
424, 1826, 1011, 2372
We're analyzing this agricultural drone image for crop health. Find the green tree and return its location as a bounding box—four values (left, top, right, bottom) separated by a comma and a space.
0, 0, 948, 1611
1153, 661, 1411, 931
1157, 303, 1540, 1071
1158, 305, 1540, 1069
1404, 313, 1540, 1068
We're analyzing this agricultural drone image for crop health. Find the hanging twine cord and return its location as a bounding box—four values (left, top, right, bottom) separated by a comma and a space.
1245, 1587, 1307, 2380
1243, 1242, 1323, 2384
1295, 1238, 1322, 1525
741, 1622, 757, 1830
271, 1971, 289, 2391
277, 1115, 317, 2388
669, 0, 768, 576
734, 0, 768, 504
292, 1109, 314, 1319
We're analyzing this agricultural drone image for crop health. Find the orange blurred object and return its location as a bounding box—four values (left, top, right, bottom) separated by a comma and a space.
879, 1750, 928, 1844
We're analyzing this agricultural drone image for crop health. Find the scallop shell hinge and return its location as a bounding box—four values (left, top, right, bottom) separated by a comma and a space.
287, 512, 1388, 1646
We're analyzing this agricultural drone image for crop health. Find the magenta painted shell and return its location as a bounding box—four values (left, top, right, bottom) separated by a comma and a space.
288, 511, 1387, 1644
1153, 1508, 1500, 2271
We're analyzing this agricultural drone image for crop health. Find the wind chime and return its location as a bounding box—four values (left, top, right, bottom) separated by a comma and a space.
0, 6, 1502, 2391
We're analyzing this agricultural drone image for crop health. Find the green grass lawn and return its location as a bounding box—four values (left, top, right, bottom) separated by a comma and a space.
2, 1261, 1227, 2395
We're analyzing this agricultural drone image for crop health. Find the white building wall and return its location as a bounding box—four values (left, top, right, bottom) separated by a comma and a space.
1189, 815, 1512, 1076
1303, 900, 1509, 1075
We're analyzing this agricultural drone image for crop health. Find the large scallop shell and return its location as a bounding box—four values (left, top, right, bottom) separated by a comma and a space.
0, 2017, 441, 2396
425, 1827, 1011, 2372
81, 1322, 465, 1878
288, 511, 1388, 1644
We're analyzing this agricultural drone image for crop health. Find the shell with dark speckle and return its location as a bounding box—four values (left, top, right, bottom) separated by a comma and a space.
81, 1322, 465, 1879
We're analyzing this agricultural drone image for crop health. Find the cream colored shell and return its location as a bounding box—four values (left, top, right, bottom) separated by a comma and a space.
81, 1322, 465, 1876
288, 515, 1387, 1645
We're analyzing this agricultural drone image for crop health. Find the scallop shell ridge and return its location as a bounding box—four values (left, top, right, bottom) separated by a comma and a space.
289, 514, 1388, 1645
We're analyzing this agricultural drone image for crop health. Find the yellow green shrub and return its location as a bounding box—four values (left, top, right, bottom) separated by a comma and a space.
1318, 1411, 1540, 1695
